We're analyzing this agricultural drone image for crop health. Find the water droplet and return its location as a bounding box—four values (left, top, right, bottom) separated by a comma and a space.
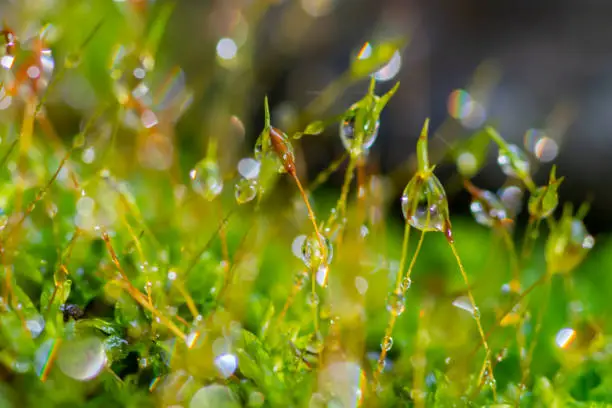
469, 190, 508, 227
339, 103, 380, 156
306, 292, 319, 307
456, 152, 477, 176
555, 327, 576, 349
301, 232, 333, 269
216, 38, 238, 61
401, 277, 412, 291
26, 314, 45, 338
498, 185, 523, 218
109, 45, 154, 106
234, 178, 258, 204
190, 159, 223, 201
214, 353, 238, 379
582, 234, 595, 249
57, 336, 107, 381
401, 176, 448, 232
167, 270, 177, 281
386, 292, 406, 316
255, 127, 295, 174
190, 384, 241, 408
381, 336, 393, 352
497, 144, 530, 178
452, 296, 478, 317
237, 157, 261, 179
354, 276, 368, 295
291, 235, 307, 259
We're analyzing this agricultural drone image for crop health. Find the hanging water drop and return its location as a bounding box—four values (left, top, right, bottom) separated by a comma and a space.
301, 232, 333, 269
254, 127, 295, 174
306, 292, 320, 307
190, 159, 223, 201
401, 176, 448, 232
234, 178, 258, 204
401, 277, 412, 291
469, 190, 508, 227
339, 102, 380, 156
497, 144, 530, 178
381, 336, 394, 352
386, 292, 406, 316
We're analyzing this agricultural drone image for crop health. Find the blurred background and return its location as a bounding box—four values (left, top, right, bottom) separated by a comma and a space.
2, 0, 612, 232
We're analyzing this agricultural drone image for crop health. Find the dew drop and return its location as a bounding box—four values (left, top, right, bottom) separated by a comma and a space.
234, 178, 258, 204
339, 103, 380, 156
300, 232, 333, 269
555, 327, 576, 349
452, 296, 478, 317
401, 277, 412, 291
25, 314, 45, 338
401, 176, 448, 232
354, 276, 368, 295
214, 353, 238, 378
469, 190, 508, 227
498, 185, 523, 218
237, 157, 261, 179
190, 159, 223, 201
57, 336, 107, 381
386, 292, 406, 316
189, 384, 240, 408
381, 337, 393, 352
306, 292, 319, 307
497, 144, 530, 178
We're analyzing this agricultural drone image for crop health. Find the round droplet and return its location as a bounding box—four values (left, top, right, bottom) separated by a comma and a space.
401, 176, 448, 232
25, 314, 45, 338
306, 292, 320, 307
190, 159, 223, 201
381, 337, 393, 352
498, 185, 523, 217
254, 128, 295, 174
291, 235, 307, 259
214, 353, 238, 379
401, 277, 412, 291
386, 292, 405, 316
237, 157, 261, 180
301, 233, 333, 269
470, 190, 508, 227
57, 336, 107, 381
190, 384, 241, 408
339, 103, 380, 156
234, 178, 258, 204
109, 45, 154, 106
497, 144, 530, 178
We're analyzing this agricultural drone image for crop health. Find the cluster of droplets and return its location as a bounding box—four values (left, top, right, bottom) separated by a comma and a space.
464, 182, 509, 228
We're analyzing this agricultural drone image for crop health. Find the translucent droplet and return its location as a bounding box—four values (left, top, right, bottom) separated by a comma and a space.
498, 185, 523, 218
214, 353, 238, 378
386, 292, 405, 316
190, 159, 223, 201
57, 336, 107, 381
381, 337, 393, 352
237, 157, 261, 180
216, 38, 238, 61
401, 277, 412, 291
190, 384, 241, 408
401, 176, 448, 232
26, 314, 45, 338
354, 276, 368, 295
318, 361, 365, 408
497, 144, 530, 178
339, 103, 380, 156
109, 45, 154, 106
291, 235, 307, 259
555, 327, 576, 349
301, 233, 333, 269
306, 292, 319, 307
234, 178, 258, 204
452, 296, 477, 317
456, 152, 478, 176
470, 190, 508, 227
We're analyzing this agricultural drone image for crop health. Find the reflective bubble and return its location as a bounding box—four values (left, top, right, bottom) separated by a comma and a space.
190, 384, 241, 408
214, 353, 238, 379
109, 45, 154, 106
57, 336, 107, 381
216, 38, 238, 61
234, 178, 258, 204
339, 103, 380, 156
498, 185, 523, 218
237, 158, 261, 180
374, 50, 401, 82
555, 328, 576, 349
498, 144, 530, 178
190, 159, 223, 201
381, 336, 393, 352
452, 296, 479, 317
318, 361, 366, 408
301, 233, 333, 269
401, 176, 448, 232
386, 292, 406, 316
470, 190, 507, 227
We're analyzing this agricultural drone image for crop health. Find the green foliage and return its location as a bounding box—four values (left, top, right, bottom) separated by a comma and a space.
0, 2, 609, 407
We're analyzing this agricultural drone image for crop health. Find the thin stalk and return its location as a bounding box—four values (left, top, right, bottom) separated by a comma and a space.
102, 232, 186, 341
372, 221, 411, 386
448, 241, 495, 397
307, 153, 348, 194
499, 226, 521, 289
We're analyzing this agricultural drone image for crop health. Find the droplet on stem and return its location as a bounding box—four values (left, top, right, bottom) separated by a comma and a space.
234, 178, 258, 204
497, 144, 530, 178
401, 176, 448, 232
190, 159, 223, 201
339, 102, 380, 156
